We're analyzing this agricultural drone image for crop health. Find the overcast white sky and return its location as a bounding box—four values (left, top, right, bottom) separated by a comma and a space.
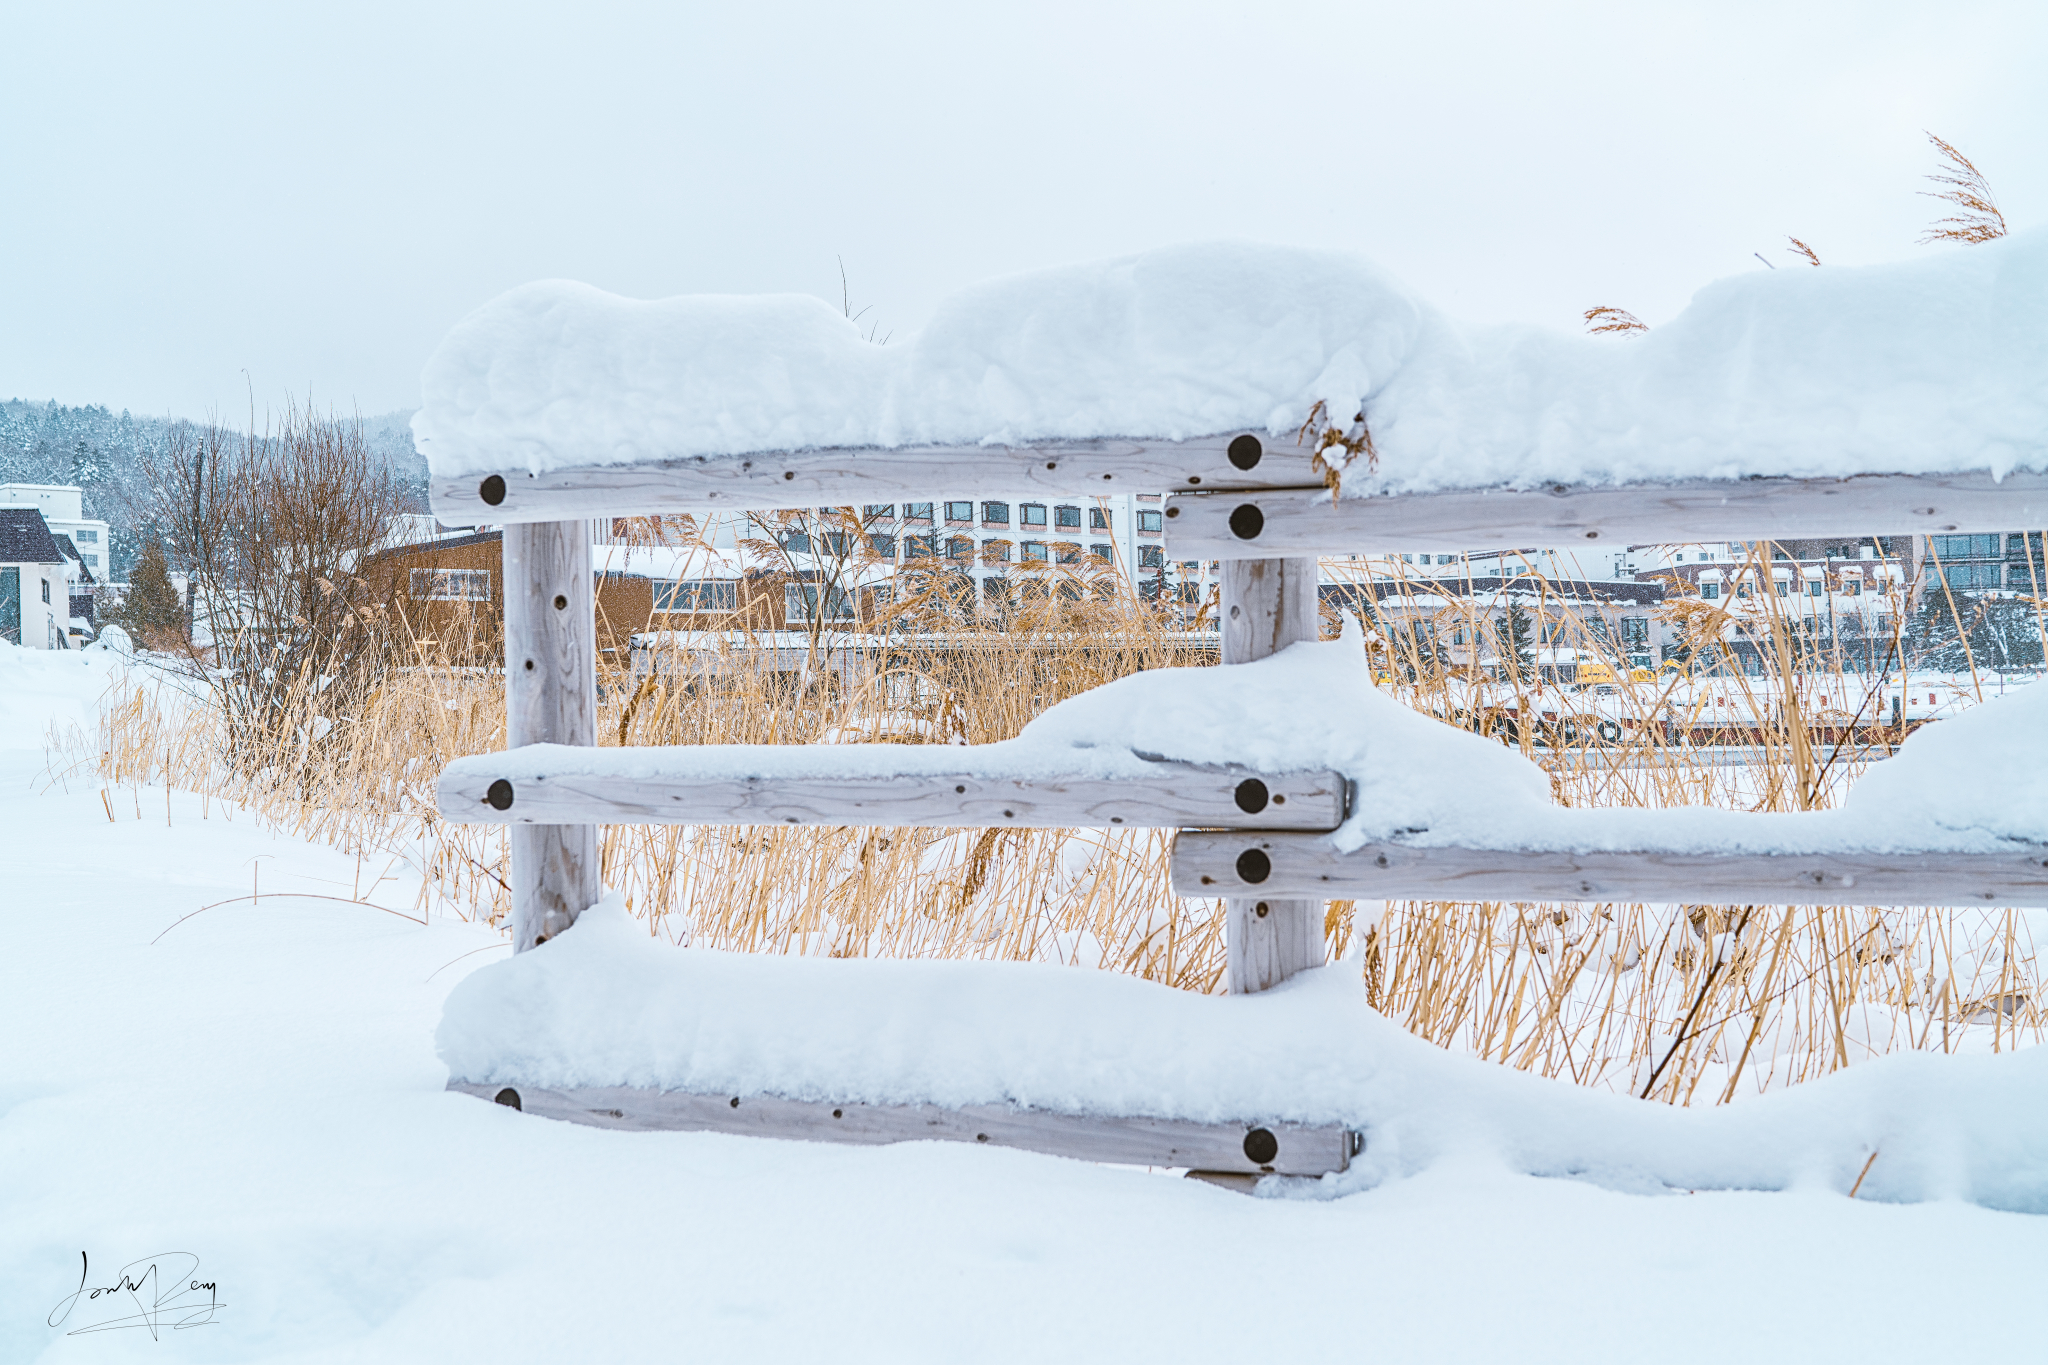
4, 1, 2042, 423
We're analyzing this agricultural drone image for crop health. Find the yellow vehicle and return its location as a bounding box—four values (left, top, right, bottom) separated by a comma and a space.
1574, 660, 1617, 686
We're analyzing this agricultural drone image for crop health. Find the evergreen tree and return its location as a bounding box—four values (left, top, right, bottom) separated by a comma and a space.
1494, 601, 1535, 678
100, 540, 186, 643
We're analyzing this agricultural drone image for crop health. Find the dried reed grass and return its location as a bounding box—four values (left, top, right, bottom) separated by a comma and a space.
73, 546, 2043, 1106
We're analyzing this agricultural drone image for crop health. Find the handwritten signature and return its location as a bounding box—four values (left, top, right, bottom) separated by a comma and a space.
47, 1252, 224, 1338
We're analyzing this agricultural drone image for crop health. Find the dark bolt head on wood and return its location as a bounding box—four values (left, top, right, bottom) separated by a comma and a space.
479, 474, 506, 506
494, 1088, 522, 1110
486, 779, 514, 811
1228, 504, 1264, 540
1233, 778, 1269, 814
1236, 848, 1271, 884
1227, 434, 1263, 470
1243, 1127, 1279, 1164
553, 594, 567, 610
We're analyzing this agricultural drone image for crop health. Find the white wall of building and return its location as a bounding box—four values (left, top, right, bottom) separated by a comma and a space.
0, 559, 70, 649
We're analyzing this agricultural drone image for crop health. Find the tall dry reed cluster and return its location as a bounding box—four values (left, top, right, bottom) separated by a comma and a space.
75, 537, 2043, 1105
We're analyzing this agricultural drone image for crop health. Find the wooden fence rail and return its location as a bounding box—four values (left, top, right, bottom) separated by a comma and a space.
1171, 830, 2048, 908
1164, 470, 2048, 558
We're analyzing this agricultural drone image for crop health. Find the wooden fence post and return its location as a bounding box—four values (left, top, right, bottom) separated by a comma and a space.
1218, 555, 1323, 993
505, 519, 600, 951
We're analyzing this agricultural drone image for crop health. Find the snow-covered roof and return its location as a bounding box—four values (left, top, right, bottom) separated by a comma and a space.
0, 507, 68, 566
414, 235, 2048, 494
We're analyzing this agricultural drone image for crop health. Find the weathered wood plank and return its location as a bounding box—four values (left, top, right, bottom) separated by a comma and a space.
429, 431, 1326, 523
449, 1080, 1358, 1176
505, 520, 601, 951
1170, 831, 2048, 908
1219, 556, 1325, 994
1164, 470, 2048, 558
438, 763, 1348, 831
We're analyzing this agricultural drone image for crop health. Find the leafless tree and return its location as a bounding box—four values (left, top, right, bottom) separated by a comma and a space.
138, 400, 412, 774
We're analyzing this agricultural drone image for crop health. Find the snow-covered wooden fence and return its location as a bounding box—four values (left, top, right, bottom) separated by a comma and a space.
421, 241, 2048, 1179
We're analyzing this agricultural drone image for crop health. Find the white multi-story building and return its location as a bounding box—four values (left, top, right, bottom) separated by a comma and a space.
0, 484, 113, 579
643, 491, 1210, 619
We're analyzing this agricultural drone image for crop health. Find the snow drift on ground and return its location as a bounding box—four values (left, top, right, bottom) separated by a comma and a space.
5, 640, 2045, 1363
440, 892, 2048, 1215
413, 233, 2048, 490
445, 623, 2048, 854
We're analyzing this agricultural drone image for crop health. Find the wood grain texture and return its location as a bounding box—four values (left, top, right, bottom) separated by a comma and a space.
1164, 470, 2048, 558
438, 764, 1347, 830
448, 1080, 1358, 1176
1170, 831, 2048, 908
505, 520, 602, 951
1218, 556, 1324, 995
430, 431, 1327, 523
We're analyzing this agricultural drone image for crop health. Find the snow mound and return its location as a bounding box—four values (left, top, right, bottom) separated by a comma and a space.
414, 234, 2048, 490
438, 894, 2048, 1212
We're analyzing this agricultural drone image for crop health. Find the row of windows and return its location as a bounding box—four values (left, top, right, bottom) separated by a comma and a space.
410, 568, 492, 601
1928, 533, 2003, 560
793, 530, 1177, 565
861, 502, 1123, 530
1701, 578, 1874, 600
781, 576, 1199, 622
1932, 563, 2022, 590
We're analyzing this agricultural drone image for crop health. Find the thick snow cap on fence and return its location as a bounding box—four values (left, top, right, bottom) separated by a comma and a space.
413, 234, 2048, 491
437, 892, 2048, 1211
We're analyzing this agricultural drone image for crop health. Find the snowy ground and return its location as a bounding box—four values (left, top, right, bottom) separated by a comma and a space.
4, 645, 2044, 1363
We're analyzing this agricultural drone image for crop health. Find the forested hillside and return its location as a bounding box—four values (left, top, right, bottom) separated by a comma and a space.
0, 400, 427, 579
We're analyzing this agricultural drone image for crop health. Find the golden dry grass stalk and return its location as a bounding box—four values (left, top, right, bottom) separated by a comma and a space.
73, 551, 2044, 1106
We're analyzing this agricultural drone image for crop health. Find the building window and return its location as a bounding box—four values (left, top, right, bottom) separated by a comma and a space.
945, 502, 974, 523
1930, 533, 2000, 560
947, 536, 973, 561
781, 530, 812, 554
1021, 504, 1047, 527
1806, 580, 1822, 597
863, 504, 894, 520
869, 534, 896, 559
1619, 617, 1649, 647
981, 540, 1012, 564
2012, 564, 2042, 589
904, 534, 936, 559
1939, 563, 2003, 589
1022, 541, 1048, 562
654, 579, 738, 612
1054, 542, 1081, 564
410, 568, 492, 601
1701, 582, 1720, 600
1137, 510, 1163, 533
1054, 505, 1082, 529
1839, 579, 1859, 596
1089, 507, 1110, 530
75, 529, 98, 543
785, 584, 855, 623
1089, 543, 1112, 562
982, 501, 1009, 525
1139, 546, 1164, 569
905, 503, 934, 523
42, 577, 52, 604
